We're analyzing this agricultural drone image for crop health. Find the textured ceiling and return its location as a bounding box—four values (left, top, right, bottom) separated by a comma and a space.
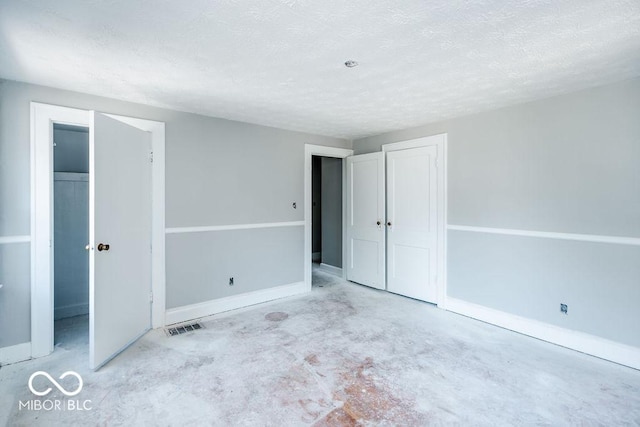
1, 0, 639, 139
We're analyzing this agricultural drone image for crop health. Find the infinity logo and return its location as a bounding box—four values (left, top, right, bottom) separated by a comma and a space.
28, 371, 83, 397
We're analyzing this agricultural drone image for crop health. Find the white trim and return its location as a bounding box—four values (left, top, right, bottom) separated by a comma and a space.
442, 136, 448, 310
446, 297, 640, 370
165, 281, 307, 325
341, 155, 349, 283
0, 235, 30, 244
166, 221, 304, 234
31, 103, 89, 358
382, 134, 448, 308
0, 342, 32, 365
381, 134, 447, 152
304, 145, 353, 292
30, 103, 166, 360
447, 224, 640, 246
305, 145, 353, 157
318, 263, 343, 277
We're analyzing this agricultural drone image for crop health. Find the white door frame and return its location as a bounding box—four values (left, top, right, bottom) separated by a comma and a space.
382, 133, 448, 308
304, 145, 353, 289
30, 102, 166, 358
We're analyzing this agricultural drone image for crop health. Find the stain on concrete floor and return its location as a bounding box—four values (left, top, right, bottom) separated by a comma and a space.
265, 312, 289, 322
316, 357, 426, 426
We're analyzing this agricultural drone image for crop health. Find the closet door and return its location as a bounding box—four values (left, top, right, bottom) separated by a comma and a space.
386, 146, 438, 302
346, 152, 385, 289
89, 112, 152, 370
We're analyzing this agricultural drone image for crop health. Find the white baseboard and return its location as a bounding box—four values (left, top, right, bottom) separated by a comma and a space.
165, 281, 308, 325
312, 252, 321, 262
54, 303, 89, 320
318, 263, 343, 277
446, 297, 640, 370
0, 342, 31, 365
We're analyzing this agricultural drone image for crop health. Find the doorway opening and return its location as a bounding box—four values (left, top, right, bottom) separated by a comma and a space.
53, 124, 90, 352
311, 155, 344, 284
303, 144, 352, 289
31, 102, 166, 368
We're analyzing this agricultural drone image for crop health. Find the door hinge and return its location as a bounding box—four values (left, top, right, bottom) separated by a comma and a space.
435, 157, 439, 168
149, 292, 154, 303
149, 151, 154, 163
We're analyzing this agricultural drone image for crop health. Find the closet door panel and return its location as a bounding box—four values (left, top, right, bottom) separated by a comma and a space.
346, 152, 385, 290
386, 146, 438, 302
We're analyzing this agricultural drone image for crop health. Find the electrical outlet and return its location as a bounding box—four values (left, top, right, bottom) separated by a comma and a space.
560, 303, 568, 314
229, 277, 234, 286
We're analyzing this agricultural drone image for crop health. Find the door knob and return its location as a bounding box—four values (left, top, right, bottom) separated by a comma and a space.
387, 221, 392, 227
376, 221, 381, 226
97, 243, 110, 252
85, 244, 91, 251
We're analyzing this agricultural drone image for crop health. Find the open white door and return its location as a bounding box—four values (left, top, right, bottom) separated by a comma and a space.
386, 146, 438, 302
89, 112, 152, 370
346, 152, 385, 289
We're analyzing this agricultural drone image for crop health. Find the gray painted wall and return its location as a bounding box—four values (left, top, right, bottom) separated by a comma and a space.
166, 227, 303, 308
354, 77, 640, 348
54, 173, 89, 320
53, 125, 89, 173
0, 243, 30, 348
320, 157, 342, 268
53, 126, 90, 320
448, 231, 640, 347
0, 79, 349, 348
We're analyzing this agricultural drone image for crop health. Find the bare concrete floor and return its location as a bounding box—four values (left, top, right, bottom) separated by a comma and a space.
2, 268, 639, 426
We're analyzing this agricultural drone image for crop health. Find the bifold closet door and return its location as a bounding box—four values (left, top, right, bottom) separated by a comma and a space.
386, 146, 438, 303
346, 152, 385, 290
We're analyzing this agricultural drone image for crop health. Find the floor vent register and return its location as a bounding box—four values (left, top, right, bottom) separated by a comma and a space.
165, 322, 204, 336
